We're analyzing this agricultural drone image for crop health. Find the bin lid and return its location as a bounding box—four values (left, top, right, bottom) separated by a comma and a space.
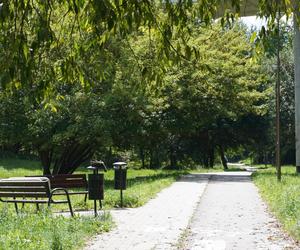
113, 161, 127, 168
88, 160, 107, 171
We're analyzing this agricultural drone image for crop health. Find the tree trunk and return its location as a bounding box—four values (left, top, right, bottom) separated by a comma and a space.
140, 147, 145, 168
51, 142, 93, 174
169, 146, 177, 169
149, 149, 153, 168
219, 145, 228, 170
39, 149, 52, 175
149, 148, 160, 169
209, 147, 215, 168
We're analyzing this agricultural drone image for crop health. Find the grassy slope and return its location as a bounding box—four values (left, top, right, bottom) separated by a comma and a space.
253, 166, 300, 241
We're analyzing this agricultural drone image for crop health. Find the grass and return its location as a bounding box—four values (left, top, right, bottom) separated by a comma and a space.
253, 166, 300, 241
0, 209, 112, 250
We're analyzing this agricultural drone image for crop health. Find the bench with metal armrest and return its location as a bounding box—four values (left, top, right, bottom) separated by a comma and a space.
0, 177, 74, 216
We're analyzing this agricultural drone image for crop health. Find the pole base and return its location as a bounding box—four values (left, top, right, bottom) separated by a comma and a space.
296, 166, 300, 174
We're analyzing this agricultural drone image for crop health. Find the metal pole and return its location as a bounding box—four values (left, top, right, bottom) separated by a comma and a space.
294, 4, 300, 174
120, 189, 123, 208
94, 199, 97, 217
276, 12, 281, 181
120, 167, 123, 207
94, 168, 98, 216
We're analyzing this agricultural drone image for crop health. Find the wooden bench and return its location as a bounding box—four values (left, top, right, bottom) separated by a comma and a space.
0, 177, 74, 216
28, 174, 88, 202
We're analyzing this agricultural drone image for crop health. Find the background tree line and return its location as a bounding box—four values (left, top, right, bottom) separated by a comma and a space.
0, 2, 295, 173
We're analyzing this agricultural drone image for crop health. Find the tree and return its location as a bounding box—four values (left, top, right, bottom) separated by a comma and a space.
123, 23, 269, 169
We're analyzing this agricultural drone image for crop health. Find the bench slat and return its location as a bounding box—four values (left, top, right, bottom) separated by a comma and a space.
4, 199, 49, 203
51, 182, 87, 188
0, 186, 47, 192
27, 175, 88, 189
53, 191, 88, 195
4, 199, 69, 204
0, 192, 48, 198
0, 182, 49, 187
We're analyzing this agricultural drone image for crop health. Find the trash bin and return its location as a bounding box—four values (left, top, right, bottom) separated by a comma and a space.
114, 162, 127, 190
87, 160, 107, 216
88, 173, 104, 200
113, 161, 127, 207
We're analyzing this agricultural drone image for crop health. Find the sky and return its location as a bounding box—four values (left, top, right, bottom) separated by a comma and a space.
240, 16, 266, 29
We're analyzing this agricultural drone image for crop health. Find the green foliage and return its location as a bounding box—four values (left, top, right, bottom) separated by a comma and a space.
0, 0, 296, 91
131, 23, 269, 168
0, 20, 270, 171
253, 167, 300, 241
251, 23, 295, 165
0, 209, 112, 250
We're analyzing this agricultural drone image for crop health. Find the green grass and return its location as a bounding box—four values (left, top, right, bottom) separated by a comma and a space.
0, 209, 112, 250
253, 166, 300, 241
0, 158, 42, 178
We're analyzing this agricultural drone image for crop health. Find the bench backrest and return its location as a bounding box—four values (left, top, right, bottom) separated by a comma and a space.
0, 177, 51, 198
29, 174, 88, 189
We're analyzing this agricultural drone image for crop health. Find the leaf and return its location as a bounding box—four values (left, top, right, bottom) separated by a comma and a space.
250, 31, 257, 43
23, 43, 29, 61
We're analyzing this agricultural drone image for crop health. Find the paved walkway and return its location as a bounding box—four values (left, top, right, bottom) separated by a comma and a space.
84, 172, 299, 250
183, 173, 299, 250
85, 174, 209, 250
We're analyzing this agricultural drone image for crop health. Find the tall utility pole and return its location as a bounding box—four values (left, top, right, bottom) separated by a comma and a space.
276, 12, 281, 181
294, 5, 300, 174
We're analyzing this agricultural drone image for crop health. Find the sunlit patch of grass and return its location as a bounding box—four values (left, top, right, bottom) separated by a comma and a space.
0, 158, 42, 178
253, 166, 300, 241
0, 207, 113, 250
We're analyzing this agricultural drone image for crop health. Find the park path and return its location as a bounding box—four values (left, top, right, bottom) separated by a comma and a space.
84, 174, 209, 250
182, 172, 299, 250
84, 171, 299, 250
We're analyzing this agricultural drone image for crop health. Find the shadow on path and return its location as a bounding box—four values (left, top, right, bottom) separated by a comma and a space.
179, 172, 252, 184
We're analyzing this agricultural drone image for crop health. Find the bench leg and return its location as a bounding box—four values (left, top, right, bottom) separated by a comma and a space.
36, 198, 40, 212
22, 196, 25, 209
84, 193, 87, 203
13, 197, 18, 214
66, 193, 74, 217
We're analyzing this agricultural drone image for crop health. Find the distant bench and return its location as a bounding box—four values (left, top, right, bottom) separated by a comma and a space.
28, 174, 88, 202
0, 177, 74, 216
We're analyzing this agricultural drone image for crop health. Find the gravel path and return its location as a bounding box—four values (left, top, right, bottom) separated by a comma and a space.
182, 172, 299, 250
